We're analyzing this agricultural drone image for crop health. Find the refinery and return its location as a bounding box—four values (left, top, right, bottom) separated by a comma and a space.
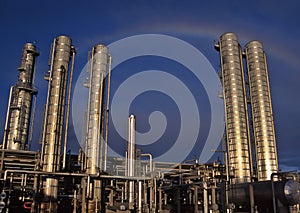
0, 32, 299, 213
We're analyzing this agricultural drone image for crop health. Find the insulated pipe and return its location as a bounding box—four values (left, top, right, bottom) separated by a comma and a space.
62, 48, 76, 170
2, 86, 13, 150
29, 96, 36, 144
40, 39, 56, 167
4, 43, 39, 150
104, 55, 112, 172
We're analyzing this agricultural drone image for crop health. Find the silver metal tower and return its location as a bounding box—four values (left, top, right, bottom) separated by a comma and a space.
3, 43, 39, 150
217, 33, 252, 184
84, 44, 110, 213
40, 35, 75, 212
245, 41, 278, 181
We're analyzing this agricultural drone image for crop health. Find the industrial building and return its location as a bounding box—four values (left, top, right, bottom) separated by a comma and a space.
0, 33, 299, 212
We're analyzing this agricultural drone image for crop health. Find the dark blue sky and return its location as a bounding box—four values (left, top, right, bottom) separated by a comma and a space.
1, 1, 299, 171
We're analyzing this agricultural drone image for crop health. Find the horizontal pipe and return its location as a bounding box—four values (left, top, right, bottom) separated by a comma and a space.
2, 170, 151, 182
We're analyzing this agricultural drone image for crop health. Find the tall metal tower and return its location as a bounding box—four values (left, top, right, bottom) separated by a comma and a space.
40, 35, 75, 212
3, 43, 39, 150
245, 41, 278, 181
216, 32, 253, 184
84, 44, 111, 212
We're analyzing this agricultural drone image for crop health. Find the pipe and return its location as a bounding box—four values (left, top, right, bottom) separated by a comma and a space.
150, 179, 153, 212
143, 181, 147, 210
158, 188, 162, 212
249, 183, 255, 213
138, 181, 142, 212
62, 47, 76, 170
271, 173, 278, 213
3, 169, 97, 181
2, 169, 150, 182
40, 38, 56, 167
29, 96, 36, 144
2, 86, 13, 150
85, 46, 94, 173
29, 47, 39, 146
154, 178, 157, 212
104, 54, 112, 172
203, 182, 208, 213
211, 183, 219, 212
108, 180, 114, 206
128, 115, 136, 177
30, 174, 39, 213
86, 175, 91, 198
141, 153, 153, 176
194, 186, 198, 213
128, 114, 136, 210
55, 66, 66, 170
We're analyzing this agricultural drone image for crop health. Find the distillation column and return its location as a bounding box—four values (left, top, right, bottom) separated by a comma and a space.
85, 44, 109, 212
216, 33, 252, 183
3, 43, 39, 150
40, 36, 75, 212
244, 41, 278, 181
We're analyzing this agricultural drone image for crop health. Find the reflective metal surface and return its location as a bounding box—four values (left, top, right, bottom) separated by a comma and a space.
1, 33, 297, 213
229, 179, 300, 207
42, 35, 73, 173
85, 44, 108, 175
245, 41, 278, 181
218, 33, 252, 183
84, 44, 109, 213
128, 114, 136, 210
41, 36, 74, 213
284, 179, 300, 205
4, 43, 39, 150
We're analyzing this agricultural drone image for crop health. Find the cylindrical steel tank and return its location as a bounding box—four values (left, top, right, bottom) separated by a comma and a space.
228, 180, 300, 210
218, 33, 252, 184
86, 44, 108, 175
85, 44, 109, 213
4, 43, 39, 150
41, 36, 75, 213
245, 41, 278, 181
42, 35, 73, 172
